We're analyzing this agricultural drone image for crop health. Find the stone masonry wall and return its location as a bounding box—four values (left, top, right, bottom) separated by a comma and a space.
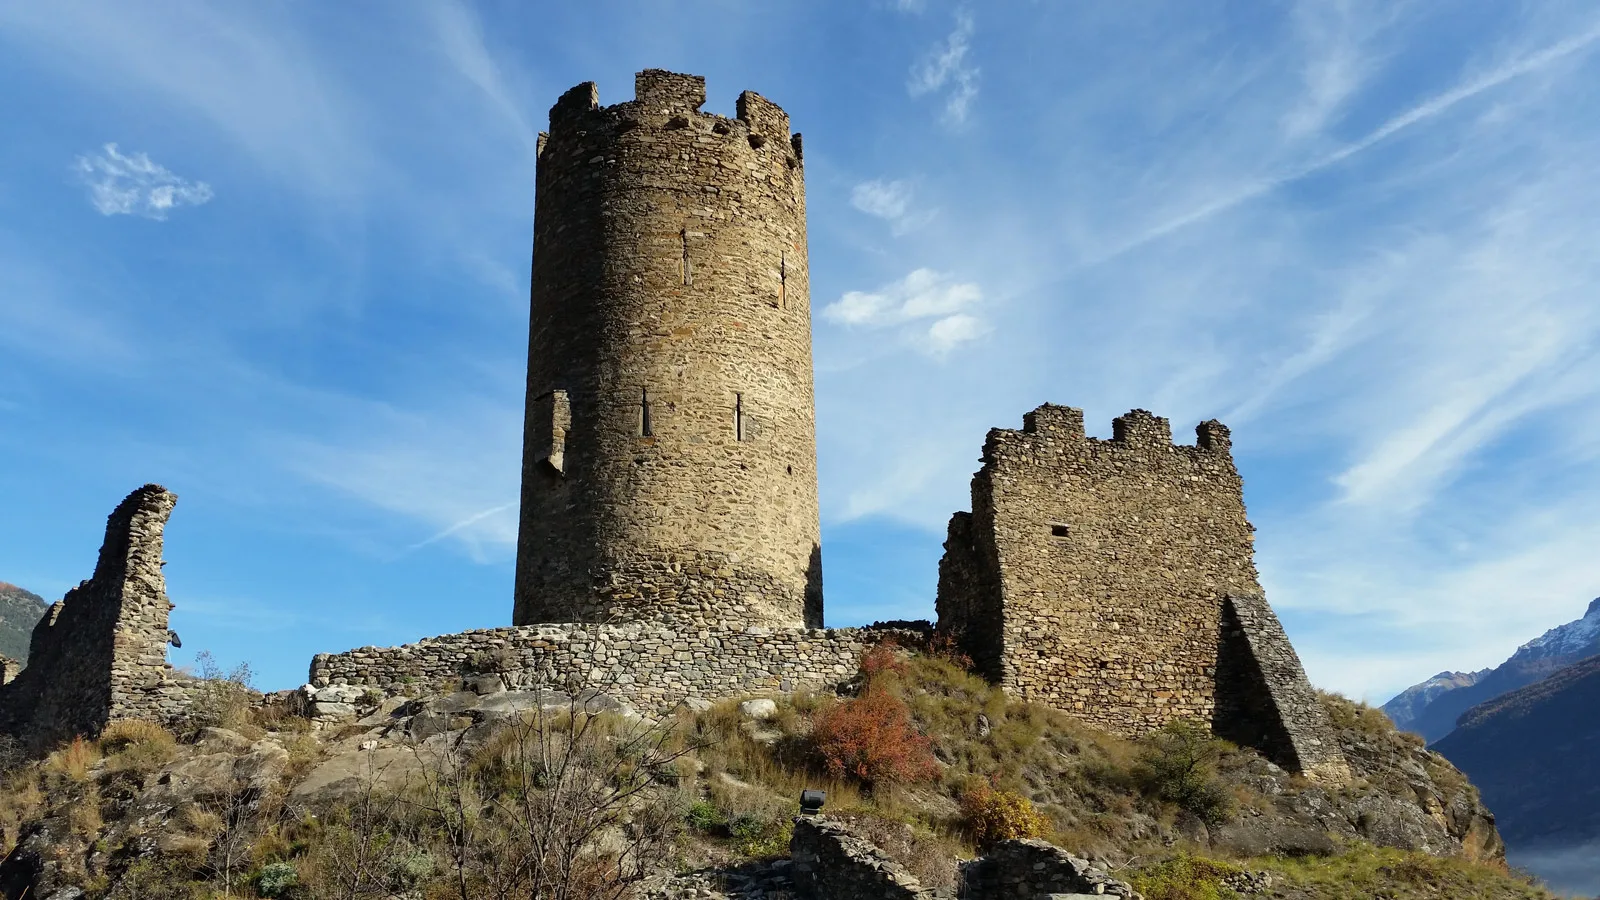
938, 405, 1261, 734
789, 816, 939, 899
959, 839, 1136, 898
936, 404, 1345, 777
515, 70, 821, 631
0, 485, 191, 748
310, 623, 911, 714
1214, 594, 1350, 781
936, 508, 1004, 683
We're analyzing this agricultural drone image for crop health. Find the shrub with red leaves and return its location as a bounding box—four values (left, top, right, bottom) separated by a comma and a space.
858, 642, 909, 680
811, 684, 941, 789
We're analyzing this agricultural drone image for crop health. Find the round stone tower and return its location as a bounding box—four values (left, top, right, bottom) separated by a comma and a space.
514, 70, 821, 630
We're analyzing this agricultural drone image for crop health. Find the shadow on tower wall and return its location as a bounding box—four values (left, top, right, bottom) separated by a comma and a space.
805, 544, 823, 629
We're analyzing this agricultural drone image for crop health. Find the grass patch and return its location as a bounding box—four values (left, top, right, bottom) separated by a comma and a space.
100, 719, 178, 774
45, 736, 101, 783
1257, 842, 1556, 900
1126, 853, 1246, 900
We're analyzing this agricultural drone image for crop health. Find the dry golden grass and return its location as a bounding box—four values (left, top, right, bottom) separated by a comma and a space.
66, 786, 103, 837
0, 772, 44, 853
45, 736, 101, 783
99, 718, 172, 750
99, 719, 179, 775
280, 731, 323, 782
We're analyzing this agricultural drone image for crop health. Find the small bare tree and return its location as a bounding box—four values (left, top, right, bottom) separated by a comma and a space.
199, 777, 265, 897
406, 674, 699, 900
316, 750, 412, 900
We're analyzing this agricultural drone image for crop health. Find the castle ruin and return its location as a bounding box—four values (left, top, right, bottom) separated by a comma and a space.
515, 70, 821, 630
0, 71, 1346, 781
936, 405, 1347, 778
0, 485, 194, 749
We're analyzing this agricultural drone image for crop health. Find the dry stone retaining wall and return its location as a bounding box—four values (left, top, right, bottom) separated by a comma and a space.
1214, 594, 1351, 781
310, 623, 913, 713
516, 69, 822, 631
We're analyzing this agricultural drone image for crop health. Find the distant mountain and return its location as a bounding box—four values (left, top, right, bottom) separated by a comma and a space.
0, 581, 47, 662
1382, 669, 1490, 733
1432, 654, 1600, 848
1382, 597, 1600, 742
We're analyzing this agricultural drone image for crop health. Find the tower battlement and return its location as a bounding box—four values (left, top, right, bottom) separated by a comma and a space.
989, 404, 1238, 466
541, 70, 803, 168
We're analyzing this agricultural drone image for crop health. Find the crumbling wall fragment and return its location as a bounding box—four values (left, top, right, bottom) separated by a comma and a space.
0, 484, 189, 748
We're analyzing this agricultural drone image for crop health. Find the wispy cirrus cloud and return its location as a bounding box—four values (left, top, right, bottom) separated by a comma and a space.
73, 143, 213, 220
1094, 17, 1600, 265
908, 9, 979, 126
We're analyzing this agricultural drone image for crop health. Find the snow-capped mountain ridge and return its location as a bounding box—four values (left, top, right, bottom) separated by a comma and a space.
1516, 597, 1600, 658
1382, 595, 1600, 743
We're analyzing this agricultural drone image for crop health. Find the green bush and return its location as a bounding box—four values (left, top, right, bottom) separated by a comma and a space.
1127, 853, 1245, 900
255, 861, 299, 898
685, 799, 726, 833
393, 849, 434, 886
728, 812, 792, 858
1134, 720, 1235, 826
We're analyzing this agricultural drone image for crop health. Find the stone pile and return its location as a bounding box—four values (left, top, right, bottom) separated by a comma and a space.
959, 839, 1138, 899
789, 816, 948, 899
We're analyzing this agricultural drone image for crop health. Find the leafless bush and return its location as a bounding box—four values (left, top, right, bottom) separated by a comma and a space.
406, 677, 699, 900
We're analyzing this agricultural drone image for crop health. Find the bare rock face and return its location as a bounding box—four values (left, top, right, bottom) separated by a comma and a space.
1212, 694, 1503, 864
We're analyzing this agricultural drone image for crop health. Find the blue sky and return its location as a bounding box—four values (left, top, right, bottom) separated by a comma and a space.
2, 1, 1599, 702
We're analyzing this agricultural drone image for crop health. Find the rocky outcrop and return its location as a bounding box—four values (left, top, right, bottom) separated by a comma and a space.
1212, 693, 1503, 863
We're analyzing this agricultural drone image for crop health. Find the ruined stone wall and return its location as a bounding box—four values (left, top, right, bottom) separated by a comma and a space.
936, 405, 1345, 776
1214, 594, 1350, 781
789, 816, 938, 900
515, 69, 821, 631
938, 405, 1260, 735
0, 485, 189, 748
310, 623, 910, 714
959, 839, 1136, 898
935, 507, 1004, 682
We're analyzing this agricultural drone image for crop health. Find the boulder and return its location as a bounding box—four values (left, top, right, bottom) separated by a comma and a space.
739, 698, 778, 720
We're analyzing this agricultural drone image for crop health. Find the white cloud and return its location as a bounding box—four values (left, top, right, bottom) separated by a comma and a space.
1094, 17, 1600, 265
851, 179, 911, 221
825, 268, 978, 325
73, 143, 213, 220
851, 178, 935, 235
908, 10, 979, 125
1281, 0, 1386, 139
925, 313, 988, 355
824, 269, 986, 358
